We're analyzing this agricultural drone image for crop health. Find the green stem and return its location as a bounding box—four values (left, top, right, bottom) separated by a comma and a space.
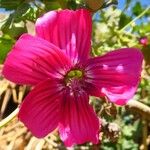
142, 116, 148, 150
0, 108, 19, 129
57, 0, 68, 9
120, 6, 150, 32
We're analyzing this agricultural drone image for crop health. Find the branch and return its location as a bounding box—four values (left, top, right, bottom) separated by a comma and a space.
126, 100, 150, 121
0, 108, 19, 129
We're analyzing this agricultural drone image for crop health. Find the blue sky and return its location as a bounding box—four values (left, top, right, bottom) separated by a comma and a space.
118, 0, 150, 9
117, 0, 150, 25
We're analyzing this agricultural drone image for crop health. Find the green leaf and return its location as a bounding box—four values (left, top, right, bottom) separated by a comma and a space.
119, 13, 132, 29
1, 21, 27, 39
132, 2, 143, 16
1, 2, 32, 39
133, 23, 150, 35
0, 35, 14, 63
14, 3, 31, 22
40, 0, 60, 11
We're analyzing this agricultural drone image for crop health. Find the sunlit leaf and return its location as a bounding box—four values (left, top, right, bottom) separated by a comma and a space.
132, 2, 143, 16
119, 13, 132, 29
0, 35, 14, 63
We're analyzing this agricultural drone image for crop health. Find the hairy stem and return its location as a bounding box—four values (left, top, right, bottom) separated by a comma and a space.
126, 100, 150, 121
120, 6, 150, 32
142, 117, 148, 150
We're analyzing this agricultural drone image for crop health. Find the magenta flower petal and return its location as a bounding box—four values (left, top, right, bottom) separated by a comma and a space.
19, 79, 63, 138
58, 90, 99, 147
2, 34, 72, 85
36, 9, 92, 64
84, 48, 143, 105
2, 8, 143, 146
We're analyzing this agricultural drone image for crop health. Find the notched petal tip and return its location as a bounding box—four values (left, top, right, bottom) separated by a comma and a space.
35, 8, 92, 64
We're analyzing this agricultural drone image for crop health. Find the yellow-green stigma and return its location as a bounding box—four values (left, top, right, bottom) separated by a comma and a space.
67, 69, 83, 78
65, 69, 84, 84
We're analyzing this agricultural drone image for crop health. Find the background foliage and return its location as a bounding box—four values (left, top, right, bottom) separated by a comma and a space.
0, 0, 150, 149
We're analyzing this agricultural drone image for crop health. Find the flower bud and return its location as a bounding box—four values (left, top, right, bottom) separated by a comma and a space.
139, 37, 148, 46
85, 0, 104, 12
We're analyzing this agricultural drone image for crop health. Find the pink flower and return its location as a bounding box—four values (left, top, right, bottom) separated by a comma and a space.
2, 9, 143, 146
139, 37, 148, 46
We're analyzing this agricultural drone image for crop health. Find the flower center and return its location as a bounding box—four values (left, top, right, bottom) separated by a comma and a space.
67, 69, 83, 79
65, 69, 84, 86
64, 69, 85, 95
